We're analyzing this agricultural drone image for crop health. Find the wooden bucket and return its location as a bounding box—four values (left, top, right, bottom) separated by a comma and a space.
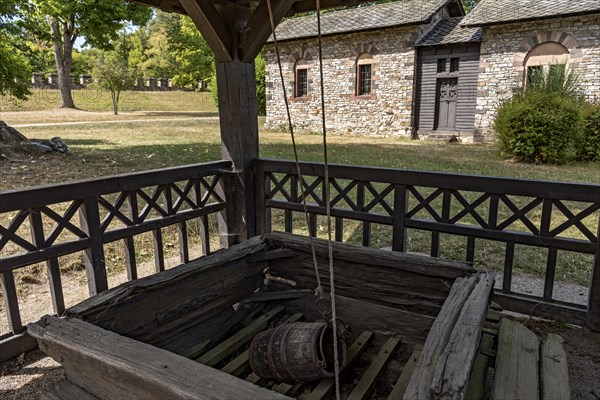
248, 322, 347, 382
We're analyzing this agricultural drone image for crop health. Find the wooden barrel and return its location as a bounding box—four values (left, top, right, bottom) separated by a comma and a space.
248, 322, 347, 382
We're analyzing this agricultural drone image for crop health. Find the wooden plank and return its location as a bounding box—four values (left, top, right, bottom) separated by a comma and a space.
66, 236, 268, 341
197, 306, 285, 367
464, 334, 494, 400
180, 339, 211, 360
273, 383, 303, 397
178, 221, 190, 264
492, 319, 540, 400
347, 336, 401, 400
40, 378, 99, 400
588, 218, 600, 331
46, 257, 65, 315
430, 272, 495, 398
306, 330, 374, 400
266, 232, 475, 279
540, 333, 570, 400
404, 274, 478, 400
387, 346, 423, 400
28, 316, 291, 400
245, 248, 296, 263
221, 313, 303, 377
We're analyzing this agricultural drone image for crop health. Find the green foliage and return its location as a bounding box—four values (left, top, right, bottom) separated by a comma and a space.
495, 91, 581, 164
92, 35, 138, 115
169, 16, 213, 88
461, 0, 480, 12
526, 63, 581, 99
0, 1, 31, 100
576, 102, 600, 161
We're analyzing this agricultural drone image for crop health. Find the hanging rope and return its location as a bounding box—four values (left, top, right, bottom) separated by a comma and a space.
265, 0, 324, 301
266, 3, 342, 399
315, 1, 342, 399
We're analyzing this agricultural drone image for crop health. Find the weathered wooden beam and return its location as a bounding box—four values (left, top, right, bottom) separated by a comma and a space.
540, 333, 570, 400
179, 0, 232, 62
239, 0, 296, 62
29, 316, 291, 400
430, 273, 495, 399
492, 319, 540, 400
216, 60, 259, 246
0, 332, 37, 363
240, 289, 313, 304
403, 274, 478, 400
348, 336, 401, 400
306, 331, 374, 400
387, 346, 422, 400
464, 334, 494, 400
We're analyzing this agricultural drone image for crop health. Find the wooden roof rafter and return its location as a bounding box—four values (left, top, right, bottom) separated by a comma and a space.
131, 0, 379, 62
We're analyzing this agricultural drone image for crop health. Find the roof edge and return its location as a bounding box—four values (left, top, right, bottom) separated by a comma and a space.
461, 9, 600, 28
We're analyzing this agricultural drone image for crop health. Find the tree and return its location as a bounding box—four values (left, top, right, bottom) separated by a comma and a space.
22, 0, 150, 109
0, 0, 31, 100
168, 16, 213, 89
461, 0, 480, 12
92, 37, 138, 115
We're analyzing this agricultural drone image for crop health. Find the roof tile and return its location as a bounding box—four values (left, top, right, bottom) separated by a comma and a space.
416, 17, 482, 46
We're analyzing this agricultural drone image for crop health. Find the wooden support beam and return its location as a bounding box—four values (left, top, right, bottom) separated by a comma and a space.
240, 0, 296, 62
216, 60, 259, 246
179, 0, 232, 62
347, 336, 401, 400
464, 334, 494, 400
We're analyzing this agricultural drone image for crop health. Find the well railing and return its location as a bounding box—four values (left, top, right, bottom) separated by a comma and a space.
255, 158, 600, 329
0, 160, 232, 361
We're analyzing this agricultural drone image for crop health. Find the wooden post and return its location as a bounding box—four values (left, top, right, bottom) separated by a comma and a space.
587, 219, 600, 331
216, 60, 259, 247
79, 197, 108, 295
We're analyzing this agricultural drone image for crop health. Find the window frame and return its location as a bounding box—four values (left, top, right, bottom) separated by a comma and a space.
293, 59, 310, 99
355, 53, 374, 97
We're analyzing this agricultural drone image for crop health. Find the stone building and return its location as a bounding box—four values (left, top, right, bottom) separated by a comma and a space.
265, 0, 600, 141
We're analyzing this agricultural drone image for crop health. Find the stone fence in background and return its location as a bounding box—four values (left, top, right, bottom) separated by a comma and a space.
30, 73, 209, 92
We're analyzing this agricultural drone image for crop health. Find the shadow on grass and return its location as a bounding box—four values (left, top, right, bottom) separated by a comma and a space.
140, 111, 219, 118
65, 139, 112, 146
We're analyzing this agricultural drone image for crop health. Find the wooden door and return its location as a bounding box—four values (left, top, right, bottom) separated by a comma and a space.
435, 78, 458, 130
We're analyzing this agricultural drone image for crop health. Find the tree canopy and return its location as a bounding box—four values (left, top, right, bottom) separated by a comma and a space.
0, 0, 31, 100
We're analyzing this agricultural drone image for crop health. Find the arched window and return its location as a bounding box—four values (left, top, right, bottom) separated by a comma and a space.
294, 59, 309, 98
356, 53, 373, 96
524, 42, 570, 85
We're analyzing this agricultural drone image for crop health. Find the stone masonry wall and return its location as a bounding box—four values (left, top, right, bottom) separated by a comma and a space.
475, 14, 600, 137
265, 26, 419, 136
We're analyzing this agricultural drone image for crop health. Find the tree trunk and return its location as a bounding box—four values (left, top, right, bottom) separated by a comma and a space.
51, 18, 76, 109
112, 92, 119, 115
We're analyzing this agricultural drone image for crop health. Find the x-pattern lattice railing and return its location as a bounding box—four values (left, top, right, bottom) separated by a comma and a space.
0, 161, 232, 361
255, 159, 600, 329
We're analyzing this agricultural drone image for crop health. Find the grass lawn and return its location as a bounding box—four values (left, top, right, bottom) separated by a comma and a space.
0, 89, 217, 113
1, 111, 599, 290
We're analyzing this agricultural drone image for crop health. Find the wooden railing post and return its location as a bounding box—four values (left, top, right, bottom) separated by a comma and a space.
79, 197, 108, 295
587, 219, 600, 331
392, 184, 408, 252
254, 162, 267, 236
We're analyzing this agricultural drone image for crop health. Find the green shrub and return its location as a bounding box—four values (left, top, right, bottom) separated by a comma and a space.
576, 102, 600, 161
495, 91, 581, 163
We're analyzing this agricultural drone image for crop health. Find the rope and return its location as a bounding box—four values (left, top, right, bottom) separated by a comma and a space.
265, 0, 324, 300
315, 1, 342, 399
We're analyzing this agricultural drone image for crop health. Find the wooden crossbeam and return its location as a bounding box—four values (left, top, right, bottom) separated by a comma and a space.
179, 0, 232, 62
305, 330, 374, 400
197, 306, 285, 367
347, 336, 401, 400
240, 0, 296, 62
387, 345, 423, 400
